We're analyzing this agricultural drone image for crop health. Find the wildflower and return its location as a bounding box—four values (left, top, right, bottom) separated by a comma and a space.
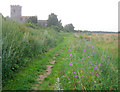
88, 56, 90, 58
91, 54, 93, 56
69, 64, 72, 66
96, 74, 98, 76
94, 66, 97, 69
82, 58, 84, 60
81, 70, 83, 73
73, 76, 75, 77
91, 46, 93, 49
77, 66, 78, 68
83, 49, 86, 52
93, 50, 95, 53
68, 78, 70, 80
99, 63, 101, 66
75, 75, 77, 77
81, 75, 83, 77
69, 53, 72, 56
91, 63, 93, 65
74, 72, 77, 74
68, 49, 71, 52
101, 70, 103, 72
77, 81, 80, 83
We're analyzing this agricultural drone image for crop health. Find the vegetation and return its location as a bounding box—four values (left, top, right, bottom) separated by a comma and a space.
64, 23, 75, 32
2, 18, 63, 85
1, 14, 118, 91
26, 16, 38, 24
47, 13, 63, 32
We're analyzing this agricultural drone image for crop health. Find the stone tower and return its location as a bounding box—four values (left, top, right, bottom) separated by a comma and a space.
10, 5, 39, 24
11, 5, 22, 17
10, 5, 22, 22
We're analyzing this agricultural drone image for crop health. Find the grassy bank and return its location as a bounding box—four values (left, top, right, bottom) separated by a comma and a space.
2, 18, 63, 86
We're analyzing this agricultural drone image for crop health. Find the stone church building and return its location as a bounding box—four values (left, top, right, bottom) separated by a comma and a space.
10, 5, 47, 27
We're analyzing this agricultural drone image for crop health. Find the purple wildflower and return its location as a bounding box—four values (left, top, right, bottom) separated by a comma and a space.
81, 70, 83, 73
91, 46, 93, 49
75, 75, 77, 77
81, 75, 83, 77
96, 74, 98, 76
101, 70, 103, 72
91, 63, 93, 65
94, 66, 97, 69
77, 81, 80, 83
93, 50, 95, 53
73, 76, 75, 77
68, 49, 71, 52
68, 78, 70, 80
74, 72, 77, 74
88, 56, 90, 58
77, 66, 78, 68
69, 64, 72, 66
91, 54, 93, 56
69, 53, 72, 56
83, 49, 86, 52
99, 63, 101, 66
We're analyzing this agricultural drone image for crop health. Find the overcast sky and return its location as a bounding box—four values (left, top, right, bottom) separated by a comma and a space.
0, 0, 119, 32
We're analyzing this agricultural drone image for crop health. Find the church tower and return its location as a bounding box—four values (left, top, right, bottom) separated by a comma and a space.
10, 5, 22, 18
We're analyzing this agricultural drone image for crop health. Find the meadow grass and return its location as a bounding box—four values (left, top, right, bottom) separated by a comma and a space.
36, 33, 118, 90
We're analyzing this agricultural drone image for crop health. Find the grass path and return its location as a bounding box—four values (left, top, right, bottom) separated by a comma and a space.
35, 33, 77, 90
2, 33, 73, 90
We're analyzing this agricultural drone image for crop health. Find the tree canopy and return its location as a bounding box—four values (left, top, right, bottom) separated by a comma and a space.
47, 13, 59, 27
26, 16, 38, 24
64, 23, 75, 32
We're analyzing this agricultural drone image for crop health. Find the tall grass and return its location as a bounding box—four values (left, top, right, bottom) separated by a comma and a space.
2, 18, 63, 84
54, 33, 118, 90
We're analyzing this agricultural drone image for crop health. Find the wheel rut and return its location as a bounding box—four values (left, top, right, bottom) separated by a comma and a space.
32, 56, 57, 90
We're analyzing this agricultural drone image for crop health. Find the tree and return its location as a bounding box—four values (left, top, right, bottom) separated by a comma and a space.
47, 13, 63, 32
47, 13, 59, 27
26, 16, 38, 24
64, 23, 75, 32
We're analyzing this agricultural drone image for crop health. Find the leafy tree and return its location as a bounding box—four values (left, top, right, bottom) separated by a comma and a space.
47, 13, 59, 26
47, 13, 63, 32
26, 16, 37, 24
64, 23, 75, 32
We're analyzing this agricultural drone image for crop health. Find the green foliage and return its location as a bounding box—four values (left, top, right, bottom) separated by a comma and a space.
47, 13, 59, 27
2, 18, 63, 83
47, 13, 63, 32
64, 23, 74, 32
26, 16, 38, 24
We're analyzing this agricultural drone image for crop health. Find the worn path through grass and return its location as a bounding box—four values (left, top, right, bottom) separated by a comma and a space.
2, 33, 73, 90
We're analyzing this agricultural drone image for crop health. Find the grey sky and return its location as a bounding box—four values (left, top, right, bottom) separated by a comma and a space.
0, 0, 119, 32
